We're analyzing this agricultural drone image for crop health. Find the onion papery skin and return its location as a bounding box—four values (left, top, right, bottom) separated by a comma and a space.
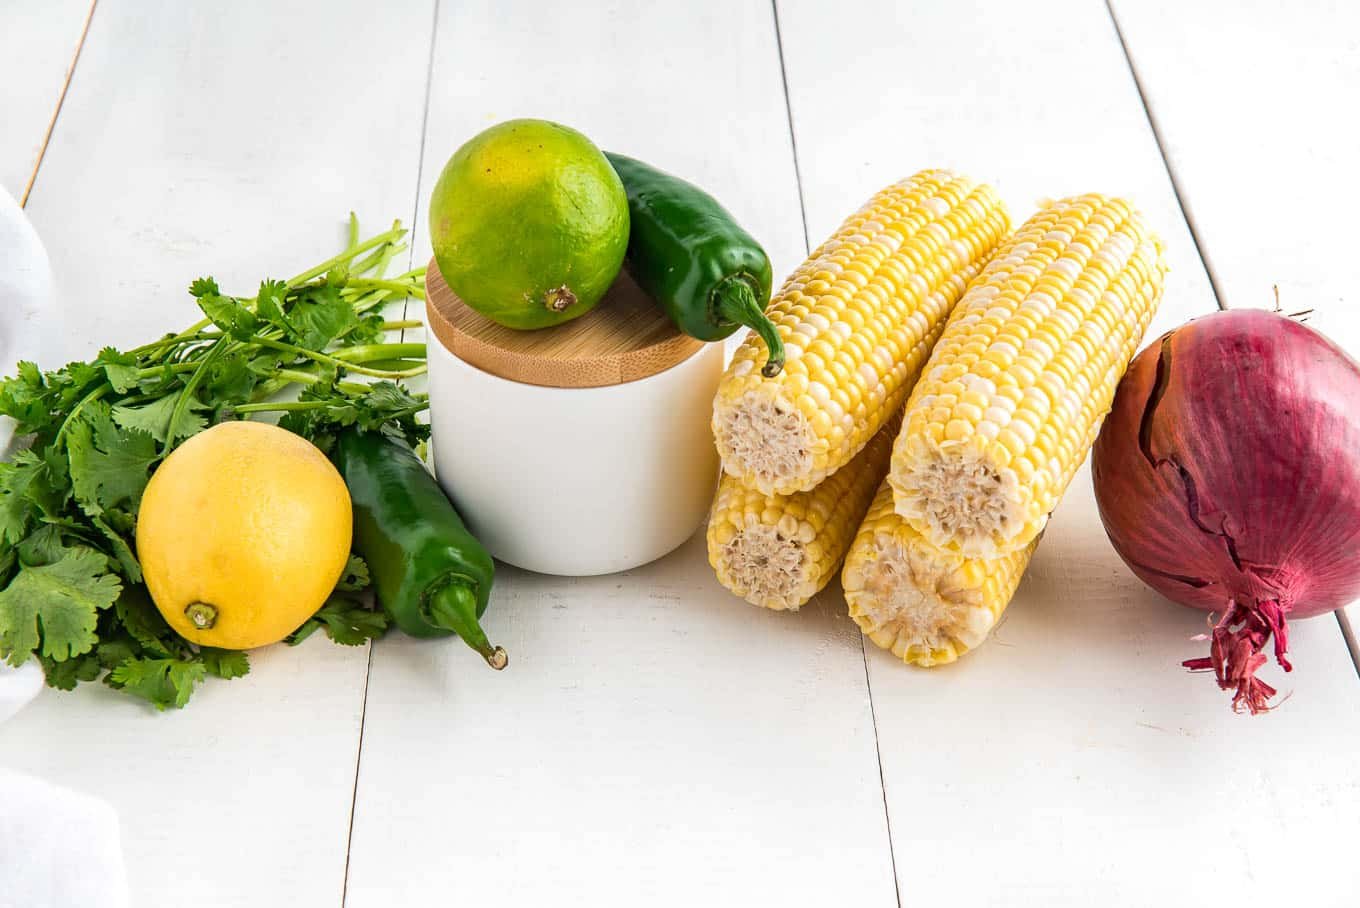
1092, 309, 1360, 714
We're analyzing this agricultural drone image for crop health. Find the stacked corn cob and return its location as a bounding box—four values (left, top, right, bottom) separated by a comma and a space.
708, 181, 1167, 667
707, 170, 1010, 611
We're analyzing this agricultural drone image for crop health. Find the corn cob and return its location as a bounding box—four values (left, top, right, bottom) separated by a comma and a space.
843, 479, 1035, 666
707, 414, 900, 610
889, 195, 1166, 558
712, 170, 1010, 496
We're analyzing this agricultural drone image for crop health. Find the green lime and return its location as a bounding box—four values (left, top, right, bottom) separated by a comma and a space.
428, 119, 629, 330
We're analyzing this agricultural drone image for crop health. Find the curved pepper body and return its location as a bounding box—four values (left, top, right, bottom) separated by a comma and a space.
333, 429, 504, 667
606, 153, 780, 366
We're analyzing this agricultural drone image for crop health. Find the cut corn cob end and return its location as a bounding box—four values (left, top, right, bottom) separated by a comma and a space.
707, 416, 901, 610
888, 193, 1167, 558
711, 169, 1011, 497
844, 480, 1034, 666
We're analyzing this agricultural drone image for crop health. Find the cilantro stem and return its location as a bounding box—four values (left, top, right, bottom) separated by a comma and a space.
53, 384, 111, 448
332, 343, 426, 363
345, 278, 425, 298
251, 337, 422, 379
380, 320, 422, 331
232, 397, 430, 416
285, 227, 404, 290
346, 212, 360, 253
163, 339, 228, 452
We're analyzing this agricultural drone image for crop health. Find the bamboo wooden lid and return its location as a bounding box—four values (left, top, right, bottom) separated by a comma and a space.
425, 257, 705, 389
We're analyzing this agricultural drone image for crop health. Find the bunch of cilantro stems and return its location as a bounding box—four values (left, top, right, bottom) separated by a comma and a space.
0, 215, 431, 709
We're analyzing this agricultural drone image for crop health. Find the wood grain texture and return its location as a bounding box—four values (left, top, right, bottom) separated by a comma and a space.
0, 1, 435, 904
778, 0, 1360, 903
0, 0, 91, 200
1108, 0, 1360, 664
345, 2, 897, 906
426, 257, 703, 387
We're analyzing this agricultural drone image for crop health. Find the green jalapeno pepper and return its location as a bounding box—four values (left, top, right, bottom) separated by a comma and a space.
332, 429, 507, 670
605, 152, 784, 376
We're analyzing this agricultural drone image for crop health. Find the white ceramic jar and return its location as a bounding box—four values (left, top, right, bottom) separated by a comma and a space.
425, 265, 722, 577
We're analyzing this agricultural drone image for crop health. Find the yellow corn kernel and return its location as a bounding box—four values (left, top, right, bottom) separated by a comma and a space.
843, 479, 1035, 666
712, 170, 1010, 496
889, 195, 1166, 557
707, 415, 901, 610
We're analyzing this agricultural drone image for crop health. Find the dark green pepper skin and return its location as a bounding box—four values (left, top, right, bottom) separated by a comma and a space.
332, 429, 506, 669
606, 152, 785, 376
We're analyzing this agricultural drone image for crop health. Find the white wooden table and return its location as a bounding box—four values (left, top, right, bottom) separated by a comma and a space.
2, 1, 1358, 904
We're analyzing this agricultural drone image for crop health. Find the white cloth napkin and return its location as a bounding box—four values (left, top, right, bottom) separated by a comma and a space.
0, 767, 130, 908
0, 665, 130, 908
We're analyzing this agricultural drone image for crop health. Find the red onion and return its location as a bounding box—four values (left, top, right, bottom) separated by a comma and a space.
1092, 309, 1360, 714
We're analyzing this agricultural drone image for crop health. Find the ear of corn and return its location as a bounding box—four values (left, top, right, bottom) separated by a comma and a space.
889, 195, 1167, 558
712, 170, 1010, 496
707, 414, 901, 611
843, 478, 1035, 666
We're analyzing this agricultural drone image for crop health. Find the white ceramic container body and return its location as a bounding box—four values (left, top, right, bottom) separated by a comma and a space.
427, 337, 722, 576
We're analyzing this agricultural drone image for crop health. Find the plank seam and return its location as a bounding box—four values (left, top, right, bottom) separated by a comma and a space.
1337, 610, 1360, 681
400, 0, 444, 344
340, 641, 376, 908
770, 0, 811, 253
860, 639, 904, 908
1103, 0, 1226, 311
21, 0, 99, 207
343, 4, 440, 903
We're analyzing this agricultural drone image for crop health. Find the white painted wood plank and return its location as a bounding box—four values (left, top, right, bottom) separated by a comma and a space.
0, 0, 90, 200
778, 0, 1360, 903
1108, 0, 1360, 663
344, 2, 897, 905
0, 1, 434, 905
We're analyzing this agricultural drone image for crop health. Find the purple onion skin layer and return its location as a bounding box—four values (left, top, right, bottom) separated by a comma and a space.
1092, 308, 1360, 713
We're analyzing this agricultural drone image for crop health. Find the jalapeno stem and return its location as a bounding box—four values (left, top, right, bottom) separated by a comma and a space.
425, 582, 509, 671
712, 277, 784, 377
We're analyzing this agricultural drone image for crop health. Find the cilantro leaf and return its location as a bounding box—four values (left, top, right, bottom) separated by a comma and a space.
0, 459, 39, 545
40, 651, 103, 690
97, 347, 140, 394
112, 394, 208, 445
288, 593, 387, 647
91, 516, 142, 582
196, 293, 259, 341
336, 554, 370, 592
189, 276, 221, 299
285, 284, 357, 350
255, 279, 288, 326
201, 648, 250, 680
0, 547, 122, 664
108, 657, 206, 710
66, 401, 159, 517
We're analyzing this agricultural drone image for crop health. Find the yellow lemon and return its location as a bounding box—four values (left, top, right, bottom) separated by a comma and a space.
136, 421, 352, 650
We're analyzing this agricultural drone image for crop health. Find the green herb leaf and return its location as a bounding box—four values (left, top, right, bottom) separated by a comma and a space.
97, 347, 140, 394
189, 277, 221, 299
67, 400, 159, 517
112, 394, 208, 445
108, 657, 206, 710
0, 547, 122, 664
197, 293, 259, 342
201, 648, 250, 680
40, 651, 103, 690
336, 554, 370, 592
288, 593, 387, 647
286, 284, 357, 350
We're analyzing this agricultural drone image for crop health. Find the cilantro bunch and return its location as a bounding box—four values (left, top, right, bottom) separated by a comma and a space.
0, 216, 430, 709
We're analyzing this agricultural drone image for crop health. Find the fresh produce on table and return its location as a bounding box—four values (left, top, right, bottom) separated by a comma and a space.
429, 119, 629, 330
844, 195, 1164, 664
1092, 308, 1360, 714
843, 476, 1036, 666
606, 152, 784, 376
707, 413, 900, 610
711, 170, 1010, 497
0, 217, 435, 708
332, 429, 506, 669
137, 421, 353, 651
